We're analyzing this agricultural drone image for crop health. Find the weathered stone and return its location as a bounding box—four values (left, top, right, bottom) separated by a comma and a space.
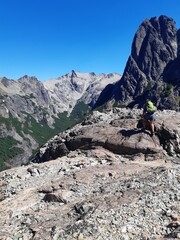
43, 190, 73, 203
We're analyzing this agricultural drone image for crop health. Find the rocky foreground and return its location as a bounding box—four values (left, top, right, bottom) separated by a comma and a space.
0, 108, 180, 240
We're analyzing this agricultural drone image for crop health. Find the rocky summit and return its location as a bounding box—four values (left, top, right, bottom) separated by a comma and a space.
0, 108, 180, 239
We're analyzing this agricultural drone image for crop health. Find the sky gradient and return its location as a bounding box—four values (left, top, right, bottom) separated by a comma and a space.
0, 0, 180, 81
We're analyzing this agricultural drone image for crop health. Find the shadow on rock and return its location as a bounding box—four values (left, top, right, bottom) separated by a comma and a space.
120, 129, 144, 137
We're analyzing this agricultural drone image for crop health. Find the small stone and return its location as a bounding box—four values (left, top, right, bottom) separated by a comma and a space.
121, 226, 127, 233
78, 233, 84, 240
166, 210, 172, 217
171, 214, 179, 221
176, 233, 180, 238
73, 232, 79, 238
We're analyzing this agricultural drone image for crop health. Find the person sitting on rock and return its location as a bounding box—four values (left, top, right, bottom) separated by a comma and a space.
142, 99, 157, 136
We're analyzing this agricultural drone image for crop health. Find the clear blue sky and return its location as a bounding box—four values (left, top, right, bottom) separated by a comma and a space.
0, 0, 180, 81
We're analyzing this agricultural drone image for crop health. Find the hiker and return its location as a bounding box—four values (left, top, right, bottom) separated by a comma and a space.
142, 99, 156, 136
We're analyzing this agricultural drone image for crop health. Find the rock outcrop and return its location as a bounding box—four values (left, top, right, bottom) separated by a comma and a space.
95, 15, 180, 111
33, 108, 180, 163
0, 108, 179, 239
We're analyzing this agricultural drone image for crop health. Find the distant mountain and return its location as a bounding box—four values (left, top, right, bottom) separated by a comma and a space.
95, 15, 180, 110
44, 71, 120, 112
0, 72, 121, 170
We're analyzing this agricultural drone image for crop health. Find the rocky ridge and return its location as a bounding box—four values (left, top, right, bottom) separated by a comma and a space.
0, 108, 179, 239
33, 108, 180, 163
0, 72, 120, 123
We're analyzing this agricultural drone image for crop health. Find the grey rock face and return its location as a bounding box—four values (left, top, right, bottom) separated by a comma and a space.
44, 71, 121, 113
0, 75, 53, 123
95, 15, 180, 110
18, 75, 51, 105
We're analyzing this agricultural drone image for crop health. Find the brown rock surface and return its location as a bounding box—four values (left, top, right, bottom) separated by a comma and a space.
0, 150, 180, 239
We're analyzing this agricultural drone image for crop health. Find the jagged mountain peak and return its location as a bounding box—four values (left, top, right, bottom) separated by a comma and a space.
131, 15, 177, 70
89, 72, 96, 76
96, 15, 179, 110
0, 76, 21, 95
59, 70, 77, 79
44, 71, 121, 113
70, 69, 77, 78
18, 75, 40, 84
0, 77, 15, 88
60, 70, 96, 79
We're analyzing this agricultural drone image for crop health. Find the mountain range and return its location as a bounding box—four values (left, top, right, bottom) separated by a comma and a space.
0, 72, 120, 170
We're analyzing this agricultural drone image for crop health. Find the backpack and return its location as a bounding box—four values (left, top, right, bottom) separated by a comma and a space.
146, 101, 157, 113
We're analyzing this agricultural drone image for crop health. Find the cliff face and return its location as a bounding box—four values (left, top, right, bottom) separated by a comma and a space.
95, 15, 180, 110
